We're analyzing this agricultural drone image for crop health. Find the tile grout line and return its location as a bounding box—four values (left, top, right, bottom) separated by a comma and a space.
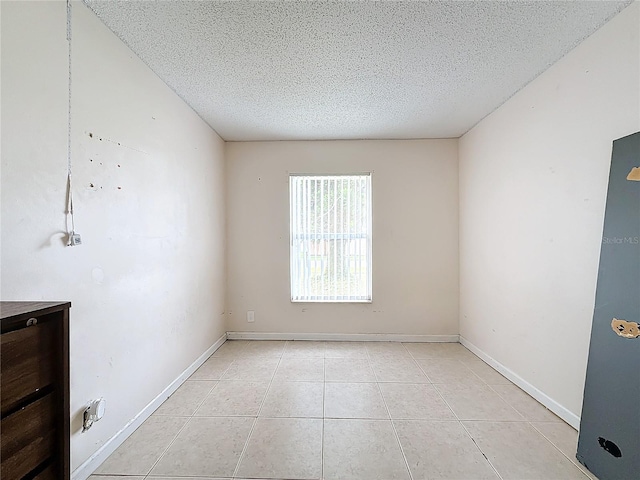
457, 420, 505, 480
485, 380, 568, 424
410, 346, 505, 480
484, 382, 530, 422
141, 341, 242, 479
412, 348, 527, 422
458, 357, 496, 385
459, 361, 530, 423
231, 341, 286, 479
368, 342, 415, 480
528, 422, 594, 479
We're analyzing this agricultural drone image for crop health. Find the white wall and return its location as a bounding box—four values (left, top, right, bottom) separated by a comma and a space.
459, 2, 639, 421
225, 140, 459, 336
1, 1, 226, 471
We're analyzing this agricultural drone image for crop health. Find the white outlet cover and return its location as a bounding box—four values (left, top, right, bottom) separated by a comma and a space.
247, 311, 255, 323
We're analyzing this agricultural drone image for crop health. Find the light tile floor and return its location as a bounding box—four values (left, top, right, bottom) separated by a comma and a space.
91, 340, 597, 480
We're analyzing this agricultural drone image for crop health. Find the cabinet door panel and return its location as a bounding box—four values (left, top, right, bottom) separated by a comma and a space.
1, 394, 56, 480
0, 318, 57, 415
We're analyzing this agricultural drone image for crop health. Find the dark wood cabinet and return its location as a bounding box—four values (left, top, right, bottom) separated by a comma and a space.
1, 302, 70, 480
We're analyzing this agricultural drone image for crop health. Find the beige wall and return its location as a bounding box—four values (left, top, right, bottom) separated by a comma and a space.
1, 1, 226, 470
459, 2, 639, 420
4, 0, 636, 472
225, 140, 459, 335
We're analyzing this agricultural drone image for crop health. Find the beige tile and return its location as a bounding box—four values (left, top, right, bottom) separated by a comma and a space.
370, 357, 429, 383
365, 341, 411, 358
324, 419, 410, 480
325, 357, 376, 382
236, 418, 322, 480
189, 356, 234, 380
274, 357, 324, 381
222, 357, 279, 381
150, 416, 253, 477
154, 381, 216, 416
211, 340, 249, 358
463, 421, 587, 479
435, 383, 524, 421
379, 383, 455, 420
491, 384, 562, 422
531, 421, 579, 459
194, 380, 268, 416
90, 477, 144, 480
395, 420, 499, 479
325, 382, 388, 419
459, 357, 512, 384
324, 341, 369, 358
95, 416, 188, 475
417, 358, 484, 385
242, 340, 286, 357
283, 340, 326, 357
260, 381, 324, 418
404, 342, 475, 359
370, 354, 419, 366
531, 422, 598, 479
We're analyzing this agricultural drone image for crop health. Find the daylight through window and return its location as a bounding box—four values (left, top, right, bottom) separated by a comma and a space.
289, 174, 372, 302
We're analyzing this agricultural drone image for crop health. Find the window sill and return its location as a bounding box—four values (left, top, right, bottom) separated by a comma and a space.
291, 299, 372, 304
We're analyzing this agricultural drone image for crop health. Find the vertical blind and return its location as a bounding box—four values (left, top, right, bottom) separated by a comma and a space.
290, 174, 372, 302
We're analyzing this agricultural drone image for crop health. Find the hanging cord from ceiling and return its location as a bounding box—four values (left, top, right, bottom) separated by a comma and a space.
66, 0, 81, 246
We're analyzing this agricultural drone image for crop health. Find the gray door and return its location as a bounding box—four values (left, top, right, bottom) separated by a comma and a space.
577, 132, 639, 479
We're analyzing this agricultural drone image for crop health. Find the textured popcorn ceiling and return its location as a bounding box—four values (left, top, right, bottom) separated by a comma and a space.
84, 0, 631, 141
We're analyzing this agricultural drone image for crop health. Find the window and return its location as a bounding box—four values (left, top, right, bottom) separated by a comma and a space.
289, 174, 372, 302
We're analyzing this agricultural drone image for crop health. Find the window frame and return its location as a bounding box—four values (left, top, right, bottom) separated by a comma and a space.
289, 173, 373, 303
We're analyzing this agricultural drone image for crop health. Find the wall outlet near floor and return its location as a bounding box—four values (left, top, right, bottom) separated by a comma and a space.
247, 310, 255, 323
82, 398, 106, 432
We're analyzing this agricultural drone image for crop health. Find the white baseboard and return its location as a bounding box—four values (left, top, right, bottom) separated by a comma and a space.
71, 332, 228, 480
226, 331, 460, 342
459, 336, 580, 429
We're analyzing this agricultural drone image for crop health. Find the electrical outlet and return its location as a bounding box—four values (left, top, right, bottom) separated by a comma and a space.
82, 398, 105, 432
247, 310, 255, 323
